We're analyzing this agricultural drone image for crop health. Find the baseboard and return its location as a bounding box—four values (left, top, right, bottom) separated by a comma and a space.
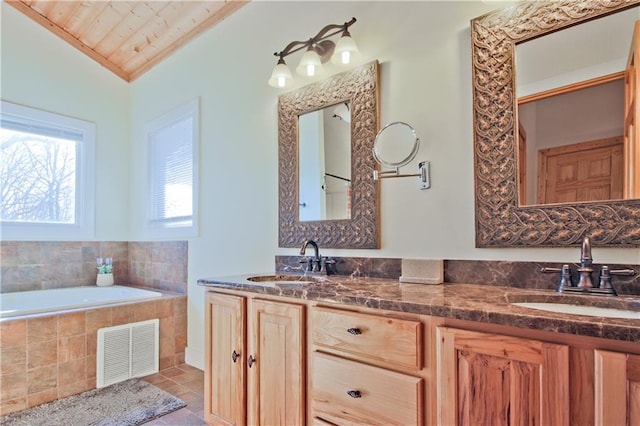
185, 346, 204, 370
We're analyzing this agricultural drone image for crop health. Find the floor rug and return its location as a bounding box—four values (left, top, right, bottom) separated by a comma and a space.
0, 378, 186, 426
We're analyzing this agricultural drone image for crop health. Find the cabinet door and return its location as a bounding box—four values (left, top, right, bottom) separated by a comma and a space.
248, 299, 305, 426
595, 350, 640, 425
205, 293, 246, 426
436, 327, 569, 426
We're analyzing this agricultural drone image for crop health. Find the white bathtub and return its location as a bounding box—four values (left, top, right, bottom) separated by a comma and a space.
0, 285, 163, 318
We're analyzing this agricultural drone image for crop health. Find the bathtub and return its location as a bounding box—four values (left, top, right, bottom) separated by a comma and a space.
0, 285, 163, 318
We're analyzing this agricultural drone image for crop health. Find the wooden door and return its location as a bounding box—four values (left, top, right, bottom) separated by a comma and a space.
436, 327, 569, 426
624, 21, 640, 199
248, 300, 305, 426
594, 350, 640, 426
537, 137, 623, 204
518, 122, 527, 205
205, 293, 246, 426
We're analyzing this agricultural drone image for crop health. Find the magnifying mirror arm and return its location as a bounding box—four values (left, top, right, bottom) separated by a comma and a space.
373, 161, 430, 190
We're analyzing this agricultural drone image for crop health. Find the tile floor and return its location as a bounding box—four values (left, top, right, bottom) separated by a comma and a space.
142, 364, 207, 425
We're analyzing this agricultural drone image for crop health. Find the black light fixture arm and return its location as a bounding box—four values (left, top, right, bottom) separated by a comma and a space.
273, 17, 357, 60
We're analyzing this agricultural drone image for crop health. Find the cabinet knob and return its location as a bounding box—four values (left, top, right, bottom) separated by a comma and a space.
231, 350, 240, 363
347, 390, 362, 398
248, 355, 256, 368
347, 327, 362, 335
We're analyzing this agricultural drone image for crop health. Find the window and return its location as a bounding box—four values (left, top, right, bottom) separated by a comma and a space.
146, 98, 199, 237
0, 101, 95, 239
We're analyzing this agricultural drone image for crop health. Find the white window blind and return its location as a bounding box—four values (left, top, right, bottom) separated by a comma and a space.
147, 99, 199, 237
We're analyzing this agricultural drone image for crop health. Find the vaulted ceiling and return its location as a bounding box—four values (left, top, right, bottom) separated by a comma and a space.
6, 1, 247, 82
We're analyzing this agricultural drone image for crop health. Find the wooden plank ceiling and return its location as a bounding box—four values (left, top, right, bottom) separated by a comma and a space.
6, 1, 247, 82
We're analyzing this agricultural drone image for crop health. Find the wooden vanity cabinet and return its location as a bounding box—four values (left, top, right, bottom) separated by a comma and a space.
594, 350, 640, 425
436, 326, 570, 426
205, 292, 305, 426
205, 292, 246, 426
204, 288, 640, 426
310, 306, 426, 425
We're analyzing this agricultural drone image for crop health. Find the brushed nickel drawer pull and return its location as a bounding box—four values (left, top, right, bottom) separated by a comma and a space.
248, 355, 256, 368
347, 390, 362, 398
231, 350, 240, 363
346, 327, 362, 335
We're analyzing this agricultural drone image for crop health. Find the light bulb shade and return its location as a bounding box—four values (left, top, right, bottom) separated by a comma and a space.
268, 61, 293, 88
296, 49, 323, 77
331, 34, 359, 65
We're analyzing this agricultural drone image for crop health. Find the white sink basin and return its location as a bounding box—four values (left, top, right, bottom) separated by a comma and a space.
245, 274, 322, 286
512, 302, 640, 319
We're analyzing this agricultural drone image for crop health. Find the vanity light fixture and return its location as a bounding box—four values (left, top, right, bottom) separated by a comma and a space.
268, 17, 359, 88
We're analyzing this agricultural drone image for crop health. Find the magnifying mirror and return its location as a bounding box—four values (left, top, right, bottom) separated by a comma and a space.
372, 121, 420, 169
372, 121, 430, 189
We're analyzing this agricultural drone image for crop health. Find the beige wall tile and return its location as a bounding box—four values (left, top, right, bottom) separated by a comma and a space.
27, 340, 58, 370
159, 356, 175, 370
134, 301, 156, 322
27, 388, 57, 407
27, 316, 57, 343
58, 311, 86, 337
112, 304, 135, 324
58, 334, 86, 363
174, 297, 187, 316
27, 365, 57, 394
0, 319, 26, 348
58, 378, 93, 399
86, 308, 112, 332
0, 346, 26, 375
86, 330, 97, 356
0, 397, 27, 416
156, 299, 174, 318
86, 355, 96, 380
1, 371, 26, 401
58, 358, 86, 387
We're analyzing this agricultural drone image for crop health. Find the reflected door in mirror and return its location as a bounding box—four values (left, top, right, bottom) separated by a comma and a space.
518, 78, 625, 205
515, 7, 640, 205
298, 102, 351, 221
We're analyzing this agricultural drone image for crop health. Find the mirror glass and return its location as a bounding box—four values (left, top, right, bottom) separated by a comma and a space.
470, 1, 640, 247
278, 60, 380, 249
298, 102, 351, 221
516, 7, 639, 205
373, 122, 419, 168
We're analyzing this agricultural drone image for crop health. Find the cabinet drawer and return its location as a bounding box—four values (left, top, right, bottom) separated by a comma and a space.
312, 352, 423, 426
312, 306, 422, 370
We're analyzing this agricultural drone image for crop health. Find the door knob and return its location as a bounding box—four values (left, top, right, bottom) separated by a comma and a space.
248, 355, 256, 368
231, 350, 240, 363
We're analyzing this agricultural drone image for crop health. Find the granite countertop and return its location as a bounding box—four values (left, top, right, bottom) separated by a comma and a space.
197, 274, 640, 343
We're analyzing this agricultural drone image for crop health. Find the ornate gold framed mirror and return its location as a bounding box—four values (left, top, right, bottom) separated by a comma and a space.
278, 60, 379, 248
471, 1, 640, 247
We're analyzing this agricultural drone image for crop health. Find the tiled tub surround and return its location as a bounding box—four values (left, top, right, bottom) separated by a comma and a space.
275, 256, 640, 296
0, 241, 187, 294
0, 293, 187, 416
198, 275, 640, 343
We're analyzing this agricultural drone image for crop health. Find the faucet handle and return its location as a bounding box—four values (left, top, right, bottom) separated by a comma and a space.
299, 256, 313, 272
608, 268, 636, 276
598, 266, 612, 289
541, 264, 573, 292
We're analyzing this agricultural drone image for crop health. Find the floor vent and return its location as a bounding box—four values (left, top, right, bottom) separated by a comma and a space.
97, 318, 159, 388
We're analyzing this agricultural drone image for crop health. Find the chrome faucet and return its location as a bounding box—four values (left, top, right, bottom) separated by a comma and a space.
300, 239, 322, 272
541, 236, 636, 295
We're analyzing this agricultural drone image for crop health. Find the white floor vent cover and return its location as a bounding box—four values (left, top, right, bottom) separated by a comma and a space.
97, 318, 159, 388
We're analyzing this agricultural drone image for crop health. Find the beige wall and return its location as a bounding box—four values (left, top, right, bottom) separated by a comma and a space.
3, 2, 639, 370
